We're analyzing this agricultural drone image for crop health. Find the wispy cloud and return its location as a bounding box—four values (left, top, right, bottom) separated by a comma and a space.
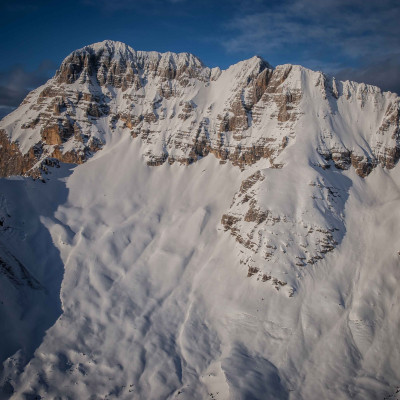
223, 0, 399, 59
0, 106, 16, 119
220, 0, 400, 91
0, 61, 56, 119
335, 54, 400, 95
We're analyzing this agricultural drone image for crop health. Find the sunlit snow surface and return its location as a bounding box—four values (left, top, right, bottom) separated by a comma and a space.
1, 134, 400, 399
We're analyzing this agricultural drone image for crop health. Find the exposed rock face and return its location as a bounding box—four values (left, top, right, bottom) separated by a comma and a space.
1, 40, 399, 180
221, 166, 349, 295
0, 130, 38, 177
56, 41, 209, 88
314, 82, 400, 177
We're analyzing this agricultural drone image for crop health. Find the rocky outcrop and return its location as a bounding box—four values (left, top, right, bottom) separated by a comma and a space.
0, 40, 399, 181
317, 148, 378, 178
0, 130, 39, 178
221, 168, 347, 295
55, 40, 210, 89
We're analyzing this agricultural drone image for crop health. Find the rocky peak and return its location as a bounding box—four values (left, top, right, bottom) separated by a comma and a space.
1, 40, 400, 183
56, 40, 210, 87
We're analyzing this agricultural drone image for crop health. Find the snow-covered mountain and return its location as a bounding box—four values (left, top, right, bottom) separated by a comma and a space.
0, 40, 399, 399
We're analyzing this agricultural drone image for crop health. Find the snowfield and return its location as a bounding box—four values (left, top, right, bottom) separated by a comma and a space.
1, 136, 399, 399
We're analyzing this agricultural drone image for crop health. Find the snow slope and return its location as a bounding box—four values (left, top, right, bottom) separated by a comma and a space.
0, 136, 399, 399
0, 41, 399, 399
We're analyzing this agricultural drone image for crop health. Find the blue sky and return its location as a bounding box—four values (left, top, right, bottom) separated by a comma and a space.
0, 0, 399, 117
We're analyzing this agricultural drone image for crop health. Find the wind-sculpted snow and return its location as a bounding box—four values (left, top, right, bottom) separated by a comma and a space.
0, 166, 72, 396
1, 141, 399, 399
0, 41, 400, 399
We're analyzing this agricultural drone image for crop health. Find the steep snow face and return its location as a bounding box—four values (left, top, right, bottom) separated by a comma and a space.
0, 41, 400, 399
1, 138, 400, 400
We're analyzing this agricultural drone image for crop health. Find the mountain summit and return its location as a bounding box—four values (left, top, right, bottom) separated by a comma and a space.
0, 41, 400, 399
1, 40, 398, 178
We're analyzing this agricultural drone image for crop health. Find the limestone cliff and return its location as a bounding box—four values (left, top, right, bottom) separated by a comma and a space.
1, 40, 398, 180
